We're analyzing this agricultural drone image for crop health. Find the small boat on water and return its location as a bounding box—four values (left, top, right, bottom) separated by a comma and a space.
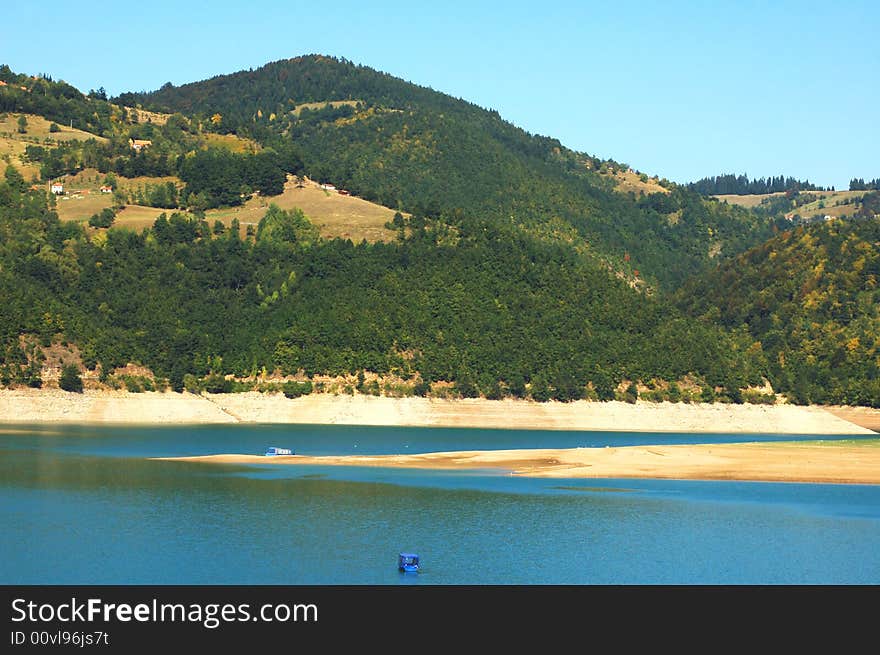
398, 552, 420, 573
265, 447, 294, 456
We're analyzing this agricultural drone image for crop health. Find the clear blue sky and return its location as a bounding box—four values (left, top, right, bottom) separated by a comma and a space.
4, 1, 877, 189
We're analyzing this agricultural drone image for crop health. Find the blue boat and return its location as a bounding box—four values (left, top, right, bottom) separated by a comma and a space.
398, 553, 420, 573
265, 447, 293, 456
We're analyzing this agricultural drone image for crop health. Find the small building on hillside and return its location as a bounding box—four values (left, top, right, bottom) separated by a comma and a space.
319, 183, 336, 191
50, 182, 64, 194
100, 185, 113, 194
129, 138, 152, 152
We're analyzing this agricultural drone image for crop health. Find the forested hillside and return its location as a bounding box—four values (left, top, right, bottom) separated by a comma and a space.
0, 164, 765, 401
122, 55, 772, 288
0, 67, 303, 209
676, 217, 880, 406
3, 58, 877, 407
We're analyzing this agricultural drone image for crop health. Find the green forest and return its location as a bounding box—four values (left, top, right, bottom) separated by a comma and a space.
850, 178, 880, 191
1, 57, 878, 406
0, 166, 766, 402
676, 217, 880, 406
123, 55, 773, 290
687, 173, 828, 195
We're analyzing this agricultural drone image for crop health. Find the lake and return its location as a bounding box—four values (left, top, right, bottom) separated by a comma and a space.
1, 423, 878, 584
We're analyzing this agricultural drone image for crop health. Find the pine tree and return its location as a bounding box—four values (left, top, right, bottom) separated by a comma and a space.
59, 363, 83, 393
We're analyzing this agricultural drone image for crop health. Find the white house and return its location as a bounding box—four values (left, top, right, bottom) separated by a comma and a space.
50, 182, 64, 194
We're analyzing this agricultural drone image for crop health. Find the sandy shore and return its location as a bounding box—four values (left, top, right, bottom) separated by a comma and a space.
0, 389, 238, 424
824, 405, 880, 433
0, 389, 876, 434
156, 441, 880, 485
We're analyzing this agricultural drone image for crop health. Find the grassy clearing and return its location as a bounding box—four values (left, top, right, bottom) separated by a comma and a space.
784, 190, 869, 220
54, 174, 398, 242
0, 113, 106, 182
714, 192, 787, 208
51, 169, 184, 222
0, 112, 107, 143
116, 174, 181, 196
290, 100, 360, 116
114, 205, 169, 230
117, 106, 170, 126
2, 109, 394, 241
0, 136, 40, 180
204, 176, 397, 242
607, 169, 669, 196
715, 190, 869, 219
51, 169, 114, 221
54, 190, 112, 222
203, 132, 261, 154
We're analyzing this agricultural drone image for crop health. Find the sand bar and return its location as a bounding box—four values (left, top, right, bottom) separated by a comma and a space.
0, 389, 876, 434
156, 441, 880, 485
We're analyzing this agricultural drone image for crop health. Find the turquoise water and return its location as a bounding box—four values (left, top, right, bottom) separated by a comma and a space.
1, 424, 878, 584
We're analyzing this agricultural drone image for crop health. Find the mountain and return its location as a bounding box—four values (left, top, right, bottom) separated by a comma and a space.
675, 216, 880, 406
0, 166, 765, 401
2, 58, 876, 407
120, 55, 773, 288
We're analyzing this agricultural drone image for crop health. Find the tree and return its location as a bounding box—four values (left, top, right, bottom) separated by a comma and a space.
591, 368, 616, 401
455, 375, 478, 398
4, 164, 27, 193
202, 374, 232, 393
283, 380, 312, 398
49, 122, 60, 133
701, 384, 716, 403
530, 381, 551, 402
16, 115, 27, 134
88, 207, 116, 228
112, 187, 128, 207
256, 204, 318, 246
244, 151, 287, 196
59, 363, 83, 392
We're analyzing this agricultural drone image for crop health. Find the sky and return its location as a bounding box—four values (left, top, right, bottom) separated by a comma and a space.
4, 0, 877, 189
